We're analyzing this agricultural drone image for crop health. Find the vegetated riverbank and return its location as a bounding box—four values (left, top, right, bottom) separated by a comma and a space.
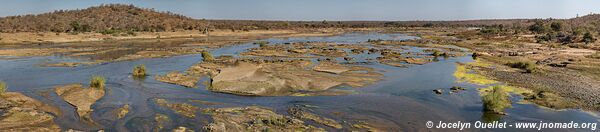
388, 27, 600, 111
0, 28, 367, 66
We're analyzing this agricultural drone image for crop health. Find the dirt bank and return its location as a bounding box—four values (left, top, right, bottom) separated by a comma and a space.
0, 92, 61, 131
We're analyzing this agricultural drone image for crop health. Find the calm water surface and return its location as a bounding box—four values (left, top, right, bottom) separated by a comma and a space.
0, 33, 597, 131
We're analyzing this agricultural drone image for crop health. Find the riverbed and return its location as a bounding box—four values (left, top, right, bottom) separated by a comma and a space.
0, 32, 598, 131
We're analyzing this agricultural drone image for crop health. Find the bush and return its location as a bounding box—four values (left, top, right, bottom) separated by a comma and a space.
90, 76, 106, 89
583, 32, 595, 44
201, 51, 214, 61
0, 81, 6, 95
550, 22, 563, 32
132, 64, 147, 77
507, 61, 537, 73
254, 41, 269, 47
432, 50, 448, 57
482, 86, 511, 114
529, 21, 549, 34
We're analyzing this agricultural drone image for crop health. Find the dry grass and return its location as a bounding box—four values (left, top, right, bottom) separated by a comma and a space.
132, 64, 147, 77
0, 81, 6, 95
90, 76, 106, 89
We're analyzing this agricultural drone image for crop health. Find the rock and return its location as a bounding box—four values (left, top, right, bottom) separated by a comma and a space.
155, 99, 199, 118
343, 57, 353, 61
154, 113, 171, 131
155, 72, 201, 88
209, 61, 381, 96
116, 104, 130, 119
351, 121, 382, 132
0, 92, 61, 131
203, 106, 324, 132
55, 84, 105, 121
312, 62, 351, 74
288, 106, 343, 129
450, 86, 466, 92
433, 89, 443, 94
172, 126, 193, 132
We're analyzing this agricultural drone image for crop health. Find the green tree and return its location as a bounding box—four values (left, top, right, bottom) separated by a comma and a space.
529, 21, 548, 34
550, 22, 563, 32
70, 21, 81, 32
583, 32, 595, 44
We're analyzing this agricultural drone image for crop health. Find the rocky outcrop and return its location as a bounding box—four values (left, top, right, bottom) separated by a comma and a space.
55, 84, 105, 121
0, 92, 61, 131
203, 106, 324, 132
208, 60, 382, 96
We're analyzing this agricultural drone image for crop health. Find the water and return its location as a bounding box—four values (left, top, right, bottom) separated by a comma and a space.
0, 32, 598, 131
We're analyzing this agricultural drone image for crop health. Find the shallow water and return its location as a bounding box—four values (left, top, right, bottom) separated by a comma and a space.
0, 32, 598, 131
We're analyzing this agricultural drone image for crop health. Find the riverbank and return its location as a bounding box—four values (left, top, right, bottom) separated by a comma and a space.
389, 27, 600, 111
0, 28, 372, 64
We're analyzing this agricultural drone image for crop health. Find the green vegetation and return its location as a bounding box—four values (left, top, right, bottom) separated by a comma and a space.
70, 21, 92, 32
583, 32, 595, 44
254, 41, 269, 47
132, 64, 147, 77
481, 86, 512, 114
201, 51, 214, 61
506, 61, 537, 73
90, 76, 106, 89
0, 81, 6, 95
454, 62, 497, 85
550, 22, 563, 32
432, 50, 448, 57
528, 21, 549, 34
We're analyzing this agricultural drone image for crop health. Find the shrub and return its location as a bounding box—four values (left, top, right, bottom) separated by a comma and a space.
0, 81, 6, 95
507, 61, 537, 73
529, 21, 549, 34
90, 76, 106, 89
432, 50, 448, 57
583, 32, 595, 44
550, 22, 563, 32
254, 41, 269, 47
201, 51, 214, 61
132, 64, 147, 77
482, 86, 511, 114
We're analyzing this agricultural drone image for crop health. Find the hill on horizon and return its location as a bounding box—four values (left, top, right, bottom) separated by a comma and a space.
0, 4, 206, 33
1, 4, 599, 33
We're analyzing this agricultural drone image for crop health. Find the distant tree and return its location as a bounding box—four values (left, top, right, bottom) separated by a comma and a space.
529, 21, 548, 34
70, 21, 81, 32
422, 23, 434, 27
583, 32, 595, 44
550, 22, 563, 32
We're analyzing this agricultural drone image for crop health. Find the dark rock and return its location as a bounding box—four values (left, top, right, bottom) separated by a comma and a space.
433, 89, 443, 94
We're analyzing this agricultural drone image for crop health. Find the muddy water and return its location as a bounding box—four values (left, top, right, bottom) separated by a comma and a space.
0, 33, 598, 131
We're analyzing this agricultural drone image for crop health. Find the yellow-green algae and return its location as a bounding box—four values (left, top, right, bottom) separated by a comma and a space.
454, 60, 497, 85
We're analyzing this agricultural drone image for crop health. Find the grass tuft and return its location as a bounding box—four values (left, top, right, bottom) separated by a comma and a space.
254, 41, 269, 47
506, 61, 537, 73
201, 51, 214, 61
0, 81, 6, 95
481, 86, 512, 114
90, 76, 106, 89
132, 64, 147, 77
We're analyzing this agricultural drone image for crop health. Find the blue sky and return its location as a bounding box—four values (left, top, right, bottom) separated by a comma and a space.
1, 0, 599, 21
